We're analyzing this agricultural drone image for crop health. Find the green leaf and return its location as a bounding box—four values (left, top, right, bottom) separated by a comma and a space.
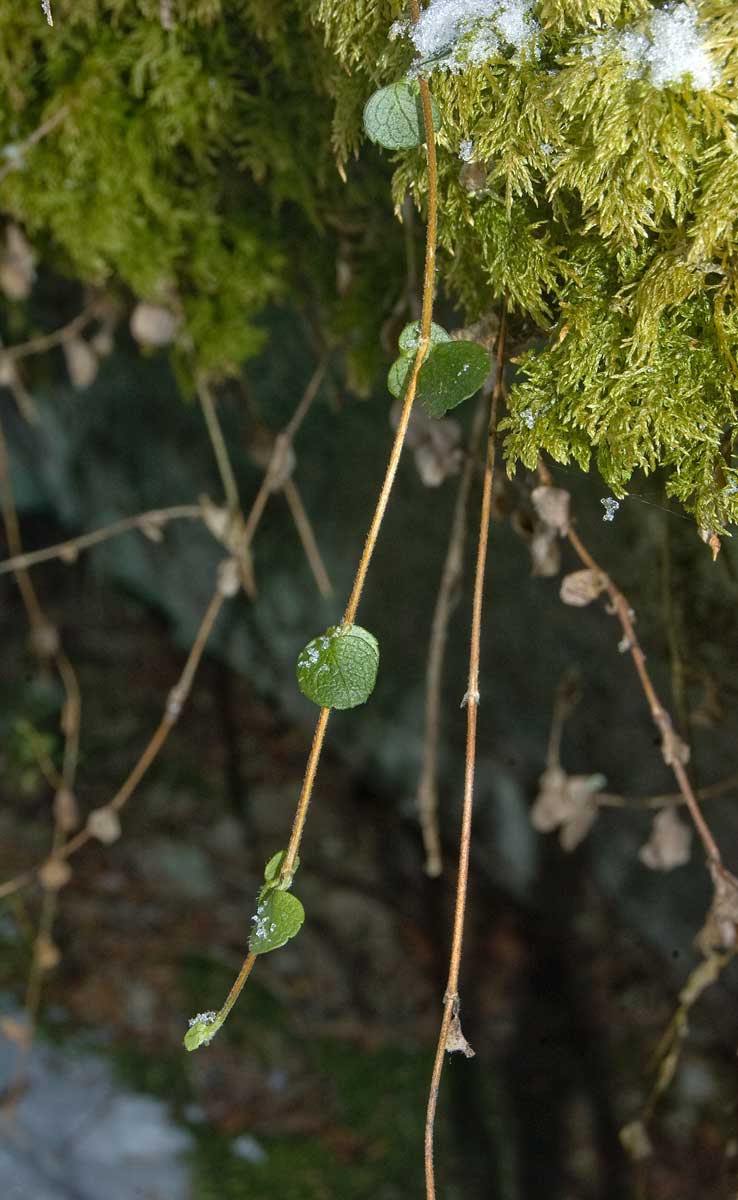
262, 849, 300, 889
398, 321, 451, 356
184, 1010, 223, 1052
249, 888, 305, 955
416, 341, 490, 418
296, 623, 379, 710
387, 356, 413, 399
363, 82, 440, 150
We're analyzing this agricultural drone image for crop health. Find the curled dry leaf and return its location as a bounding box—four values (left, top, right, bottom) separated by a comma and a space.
531, 765, 605, 851
199, 494, 248, 556
695, 866, 738, 955
530, 524, 561, 577
87, 805, 122, 845
130, 302, 180, 347
639, 807, 692, 872
660, 719, 691, 767
216, 557, 241, 598
531, 485, 570, 535
249, 429, 297, 491
390, 398, 462, 487
560, 568, 606, 607
39, 858, 73, 891
28, 621, 60, 660
619, 1120, 653, 1163
54, 786, 79, 832
36, 934, 61, 971
63, 336, 98, 390
58, 543, 80, 564
0, 224, 35, 301
139, 516, 165, 542
445, 1011, 475, 1058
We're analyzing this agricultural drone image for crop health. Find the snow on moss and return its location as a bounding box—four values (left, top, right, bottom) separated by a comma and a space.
409, 0, 539, 72
587, 3, 717, 91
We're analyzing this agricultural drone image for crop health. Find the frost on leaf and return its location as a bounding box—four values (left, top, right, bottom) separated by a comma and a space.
530, 765, 605, 851
249, 888, 305, 956
639, 807, 692, 872
296, 624, 379, 710
184, 1011, 220, 1052
445, 1010, 475, 1058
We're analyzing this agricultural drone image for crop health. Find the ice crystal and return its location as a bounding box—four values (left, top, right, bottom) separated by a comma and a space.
459, 138, 475, 161
601, 497, 620, 522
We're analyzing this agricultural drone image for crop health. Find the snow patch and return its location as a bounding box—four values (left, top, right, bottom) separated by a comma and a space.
586, 4, 717, 91
410, 0, 539, 73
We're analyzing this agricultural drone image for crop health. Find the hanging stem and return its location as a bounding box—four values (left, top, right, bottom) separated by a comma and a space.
424, 310, 507, 1200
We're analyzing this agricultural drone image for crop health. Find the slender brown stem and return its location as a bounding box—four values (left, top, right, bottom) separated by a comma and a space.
568, 522, 723, 868
417, 396, 487, 876
598, 772, 738, 810
1, 588, 227, 895
0, 505, 203, 577
198, 377, 241, 516
1, 304, 94, 362
425, 312, 507, 1200
283, 477, 333, 598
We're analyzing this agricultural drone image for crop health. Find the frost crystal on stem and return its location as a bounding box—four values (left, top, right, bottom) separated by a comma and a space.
601, 497, 620, 522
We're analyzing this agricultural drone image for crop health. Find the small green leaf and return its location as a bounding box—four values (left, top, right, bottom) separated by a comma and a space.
296, 623, 379, 710
398, 321, 451, 356
184, 1010, 223, 1052
416, 340, 490, 418
387, 356, 413, 399
262, 849, 300, 889
363, 82, 440, 150
249, 888, 305, 955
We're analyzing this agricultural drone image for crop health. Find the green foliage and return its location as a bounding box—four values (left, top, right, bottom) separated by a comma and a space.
315, 0, 738, 530
363, 81, 441, 149
416, 339, 490, 417
296, 623, 379, 709
248, 849, 305, 955
1, 0, 737, 525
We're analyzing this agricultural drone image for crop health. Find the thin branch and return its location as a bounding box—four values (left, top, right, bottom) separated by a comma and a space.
283, 477, 333, 598
0, 104, 68, 185
0, 586, 227, 899
239, 356, 328, 552
198, 377, 241, 516
598, 773, 738, 810
425, 311, 507, 1200
0, 304, 94, 363
417, 396, 488, 876
0, 505, 203, 577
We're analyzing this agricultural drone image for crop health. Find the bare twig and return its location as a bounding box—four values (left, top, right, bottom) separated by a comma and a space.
417, 396, 487, 876
425, 311, 507, 1200
598, 773, 738, 810
0, 586, 227, 900
283, 477, 333, 598
0, 304, 94, 363
198, 377, 241, 517
0, 505, 203, 576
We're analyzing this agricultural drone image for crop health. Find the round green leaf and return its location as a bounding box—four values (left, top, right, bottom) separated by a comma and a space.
249, 888, 305, 955
184, 1010, 222, 1052
417, 340, 490, 419
398, 321, 451, 356
363, 82, 440, 150
296, 623, 379, 710
387, 356, 413, 399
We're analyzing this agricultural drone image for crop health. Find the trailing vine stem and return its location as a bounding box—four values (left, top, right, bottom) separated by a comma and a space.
424, 309, 507, 1200
212, 0, 441, 1030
